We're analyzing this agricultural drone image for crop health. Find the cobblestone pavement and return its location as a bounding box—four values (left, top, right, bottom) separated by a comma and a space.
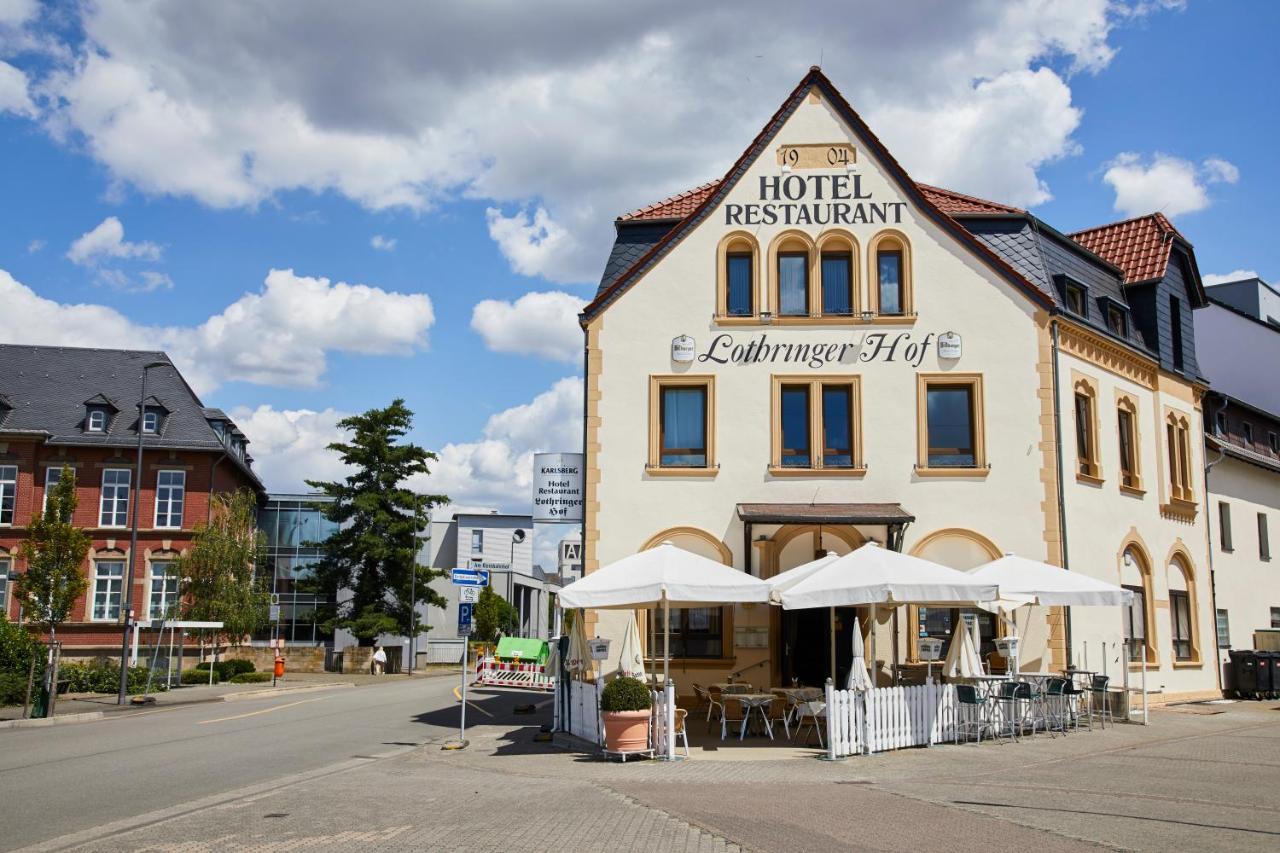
27, 698, 1280, 852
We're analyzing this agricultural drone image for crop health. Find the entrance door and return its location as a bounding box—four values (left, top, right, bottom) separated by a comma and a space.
780, 607, 857, 688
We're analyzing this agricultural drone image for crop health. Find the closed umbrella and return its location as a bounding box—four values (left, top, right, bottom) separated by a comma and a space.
942, 619, 984, 678
616, 611, 647, 680
565, 612, 593, 679
846, 615, 872, 691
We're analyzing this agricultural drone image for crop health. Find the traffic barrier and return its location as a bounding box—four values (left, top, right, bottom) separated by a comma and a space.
475, 657, 555, 691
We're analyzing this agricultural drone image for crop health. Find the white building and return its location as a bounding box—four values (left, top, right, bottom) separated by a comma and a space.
578, 68, 1219, 703
417, 511, 552, 663
1196, 277, 1280, 682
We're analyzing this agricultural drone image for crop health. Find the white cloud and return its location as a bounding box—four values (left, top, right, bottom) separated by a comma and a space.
94, 267, 174, 293
227, 405, 353, 492
67, 216, 161, 265
14, 1, 1168, 282
0, 266, 434, 392
1102, 152, 1239, 217
370, 234, 396, 251
0, 0, 39, 25
26, 238, 43, 253
1202, 269, 1258, 287
471, 290, 585, 363
0, 60, 35, 117
230, 377, 582, 515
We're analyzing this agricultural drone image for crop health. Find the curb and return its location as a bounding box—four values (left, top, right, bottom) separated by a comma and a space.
222, 682, 356, 701
0, 711, 105, 730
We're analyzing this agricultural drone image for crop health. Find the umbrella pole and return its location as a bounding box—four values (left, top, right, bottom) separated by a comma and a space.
869, 604, 877, 688
663, 594, 670, 688
829, 607, 836, 686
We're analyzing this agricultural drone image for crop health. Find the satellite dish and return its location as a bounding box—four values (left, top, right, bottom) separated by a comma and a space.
513, 529, 527, 544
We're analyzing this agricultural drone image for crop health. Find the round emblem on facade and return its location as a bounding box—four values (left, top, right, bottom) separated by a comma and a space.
671, 335, 696, 363
938, 331, 962, 360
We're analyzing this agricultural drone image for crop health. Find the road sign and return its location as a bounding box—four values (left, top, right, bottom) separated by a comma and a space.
269, 605, 281, 621
457, 602, 474, 634
451, 568, 490, 587
459, 586, 480, 604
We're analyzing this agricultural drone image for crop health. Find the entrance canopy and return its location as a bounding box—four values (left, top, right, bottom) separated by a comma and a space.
969, 554, 1133, 608
776, 543, 999, 610
557, 542, 770, 610
735, 502, 914, 526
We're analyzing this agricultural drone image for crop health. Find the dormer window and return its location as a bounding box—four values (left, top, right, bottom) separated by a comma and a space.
87, 409, 107, 432
142, 410, 159, 434
1105, 303, 1128, 337
1065, 283, 1086, 316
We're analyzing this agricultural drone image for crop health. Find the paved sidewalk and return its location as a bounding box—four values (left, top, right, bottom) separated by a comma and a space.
24, 695, 1280, 852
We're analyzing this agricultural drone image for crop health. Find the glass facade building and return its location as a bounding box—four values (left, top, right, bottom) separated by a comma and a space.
256, 494, 339, 645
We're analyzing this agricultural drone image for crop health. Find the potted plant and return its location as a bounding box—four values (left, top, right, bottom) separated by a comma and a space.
600, 675, 652, 754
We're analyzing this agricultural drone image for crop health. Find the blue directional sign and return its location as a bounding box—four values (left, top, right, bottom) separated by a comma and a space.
451, 568, 490, 587
457, 602, 474, 636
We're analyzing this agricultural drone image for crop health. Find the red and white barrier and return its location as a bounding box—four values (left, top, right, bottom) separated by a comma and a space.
475, 657, 555, 691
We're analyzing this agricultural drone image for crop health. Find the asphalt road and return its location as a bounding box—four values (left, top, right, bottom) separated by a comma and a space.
0, 675, 501, 851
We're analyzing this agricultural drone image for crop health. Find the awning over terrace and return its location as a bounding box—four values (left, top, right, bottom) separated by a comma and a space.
735, 502, 915, 526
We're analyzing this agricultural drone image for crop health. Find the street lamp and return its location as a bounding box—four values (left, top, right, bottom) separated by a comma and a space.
408, 492, 420, 675
118, 360, 167, 705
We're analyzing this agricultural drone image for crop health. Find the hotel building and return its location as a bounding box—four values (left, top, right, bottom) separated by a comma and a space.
579, 68, 1219, 702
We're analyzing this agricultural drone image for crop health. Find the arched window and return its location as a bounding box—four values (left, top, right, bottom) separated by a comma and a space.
1115, 394, 1142, 492
869, 230, 913, 317
641, 528, 733, 660
1072, 373, 1101, 481
1167, 551, 1200, 664
1120, 542, 1157, 664
716, 232, 760, 321
815, 231, 859, 317
768, 231, 816, 319
1165, 410, 1194, 504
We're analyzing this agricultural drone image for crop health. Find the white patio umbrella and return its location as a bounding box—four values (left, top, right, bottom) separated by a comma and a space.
616, 612, 647, 680
777, 543, 1000, 610
969, 554, 1134, 608
943, 618, 984, 678
557, 542, 770, 686
565, 612, 593, 679
969, 553, 1134, 675
846, 615, 872, 691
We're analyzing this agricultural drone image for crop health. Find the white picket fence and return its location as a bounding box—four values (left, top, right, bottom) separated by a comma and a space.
562, 678, 603, 745
826, 682, 960, 757
649, 685, 675, 759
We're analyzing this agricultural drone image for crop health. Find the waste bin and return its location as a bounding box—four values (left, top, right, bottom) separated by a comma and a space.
1260, 651, 1279, 699
1228, 649, 1260, 699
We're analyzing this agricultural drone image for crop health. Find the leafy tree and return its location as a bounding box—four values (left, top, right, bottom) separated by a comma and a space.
474, 585, 518, 642
176, 490, 269, 645
15, 468, 90, 640
307, 400, 448, 645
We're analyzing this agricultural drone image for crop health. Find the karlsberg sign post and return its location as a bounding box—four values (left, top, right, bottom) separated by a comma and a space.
532, 452, 584, 523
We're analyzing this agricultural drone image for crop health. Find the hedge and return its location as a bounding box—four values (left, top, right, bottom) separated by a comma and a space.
194, 659, 256, 680
181, 668, 221, 685
59, 659, 161, 695
229, 671, 272, 684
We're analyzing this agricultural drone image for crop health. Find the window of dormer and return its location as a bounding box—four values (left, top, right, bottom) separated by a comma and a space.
142, 410, 159, 434
1106, 304, 1128, 337
87, 409, 107, 432
1065, 283, 1086, 316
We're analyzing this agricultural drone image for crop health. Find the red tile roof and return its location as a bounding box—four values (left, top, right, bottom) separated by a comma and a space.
1069, 213, 1183, 284
617, 181, 721, 221
917, 184, 1024, 215
619, 180, 1020, 221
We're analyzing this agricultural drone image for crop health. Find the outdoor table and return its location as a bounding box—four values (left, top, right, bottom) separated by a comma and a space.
711, 683, 753, 695
952, 674, 1010, 701
728, 693, 776, 741
772, 687, 823, 733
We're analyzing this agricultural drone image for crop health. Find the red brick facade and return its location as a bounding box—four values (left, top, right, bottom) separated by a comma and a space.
0, 439, 259, 654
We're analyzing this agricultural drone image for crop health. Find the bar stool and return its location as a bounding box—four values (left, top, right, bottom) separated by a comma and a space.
1084, 675, 1114, 729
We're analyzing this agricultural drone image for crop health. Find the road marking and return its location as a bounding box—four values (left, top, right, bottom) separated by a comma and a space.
452, 686, 493, 717
197, 696, 328, 724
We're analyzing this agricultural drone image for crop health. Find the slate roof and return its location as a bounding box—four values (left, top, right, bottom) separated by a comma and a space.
1069, 213, 1182, 284
0, 344, 262, 487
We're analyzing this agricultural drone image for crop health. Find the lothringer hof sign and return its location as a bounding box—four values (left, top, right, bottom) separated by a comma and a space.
532, 452, 584, 523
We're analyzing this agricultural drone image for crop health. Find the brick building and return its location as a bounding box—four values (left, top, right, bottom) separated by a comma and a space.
0, 344, 263, 657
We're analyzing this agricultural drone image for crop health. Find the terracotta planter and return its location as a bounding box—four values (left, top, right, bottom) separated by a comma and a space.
602, 709, 651, 753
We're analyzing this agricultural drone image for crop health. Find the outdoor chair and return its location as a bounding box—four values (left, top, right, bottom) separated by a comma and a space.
766, 695, 791, 739
1084, 675, 1114, 729
1062, 674, 1088, 731
673, 708, 690, 757
1043, 678, 1069, 736
954, 684, 994, 745
693, 683, 722, 731
993, 680, 1037, 741
719, 691, 749, 740
793, 699, 827, 749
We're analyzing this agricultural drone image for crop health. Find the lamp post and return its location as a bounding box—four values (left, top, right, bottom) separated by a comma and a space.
118, 360, 167, 705
408, 492, 420, 675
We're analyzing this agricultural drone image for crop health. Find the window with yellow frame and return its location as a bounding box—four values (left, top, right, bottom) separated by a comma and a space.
769, 375, 864, 475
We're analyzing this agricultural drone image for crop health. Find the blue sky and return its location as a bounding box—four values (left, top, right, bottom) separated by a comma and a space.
0, 1, 1275, 526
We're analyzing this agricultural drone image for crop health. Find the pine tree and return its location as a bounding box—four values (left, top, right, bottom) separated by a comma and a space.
177, 489, 269, 644
15, 468, 90, 640
307, 400, 449, 645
